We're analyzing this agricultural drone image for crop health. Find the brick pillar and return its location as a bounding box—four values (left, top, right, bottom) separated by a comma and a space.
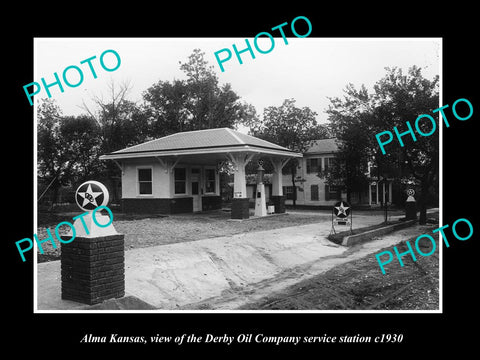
405, 197, 417, 220
61, 234, 125, 305
270, 157, 291, 215
231, 198, 250, 219
270, 195, 286, 213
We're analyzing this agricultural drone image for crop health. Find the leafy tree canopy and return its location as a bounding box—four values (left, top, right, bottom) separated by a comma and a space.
326, 66, 439, 222
247, 98, 330, 205
143, 49, 257, 137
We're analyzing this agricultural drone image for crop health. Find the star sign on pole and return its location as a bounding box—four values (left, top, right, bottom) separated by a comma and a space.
334, 201, 350, 218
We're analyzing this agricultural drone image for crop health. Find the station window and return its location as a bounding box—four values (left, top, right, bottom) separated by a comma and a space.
205, 168, 216, 193
174, 168, 186, 194
138, 168, 152, 195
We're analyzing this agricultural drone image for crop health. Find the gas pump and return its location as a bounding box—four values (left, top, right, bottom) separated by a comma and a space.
254, 161, 267, 217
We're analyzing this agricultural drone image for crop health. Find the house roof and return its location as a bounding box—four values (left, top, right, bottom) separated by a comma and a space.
305, 138, 339, 154
100, 128, 302, 160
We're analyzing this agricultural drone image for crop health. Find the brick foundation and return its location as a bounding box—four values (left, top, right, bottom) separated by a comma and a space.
202, 196, 222, 211
122, 197, 193, 214
231, 198, 250, 219
170, 197, 193, 213
405, 201, 417, 220
270, 195, 286, 213
61, 234, 125, 305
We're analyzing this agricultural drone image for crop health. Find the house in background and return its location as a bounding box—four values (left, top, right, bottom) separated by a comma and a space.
282, 138, 392, 207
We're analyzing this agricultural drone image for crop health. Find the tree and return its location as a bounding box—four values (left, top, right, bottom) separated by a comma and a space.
142, 79, 190, 136
249, 99, 330, 206
81, 80, 150, 201
37, 99, 104, 206
143, 49, 256, 136
82, 80, 149, 153
372, 67, 439, 224
326, 66, 439, 224
59, 115, 103, 184
37, 98, 66, 207
325, 84, 374, 203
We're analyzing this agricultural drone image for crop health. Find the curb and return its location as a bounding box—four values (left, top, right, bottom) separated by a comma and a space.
342, 219, 417, 247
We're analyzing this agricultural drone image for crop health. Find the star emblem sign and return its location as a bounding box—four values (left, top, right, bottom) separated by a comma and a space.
334, 201, 350, 218
77, 183, 104, 208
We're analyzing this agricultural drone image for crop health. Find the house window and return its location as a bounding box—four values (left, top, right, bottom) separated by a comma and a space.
324, 184, 340, 201
174, 168, 186, 194
371, 183, 377, 204
306, 158, 320, 174
205, 168, 216, 194
324, 157, 335, 172
283, 186, 295, 200
138, 168, 152, 195
311, 184, 319, 201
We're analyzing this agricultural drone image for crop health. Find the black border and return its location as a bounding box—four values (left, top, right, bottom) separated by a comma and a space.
6, 4, 479, 354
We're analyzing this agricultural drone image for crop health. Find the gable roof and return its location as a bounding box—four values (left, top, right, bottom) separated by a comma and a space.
100, 128, 302, 160
305, 138, 339, 154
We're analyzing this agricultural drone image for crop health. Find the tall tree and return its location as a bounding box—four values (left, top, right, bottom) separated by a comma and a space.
81, 80, 149, 200
59, 115, 103, 184
143, 49, 256, 136
372, 66, 439, 224
249, 99, 330, 206
142, 79, 190, 136
37, 98, 66, 206
327, 66, 439, 223
37, 99, 104, 206
82, 80, 148, 153
325, 84, 374, 203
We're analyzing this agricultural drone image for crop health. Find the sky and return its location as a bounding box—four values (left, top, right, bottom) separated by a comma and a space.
34, 37, 441, 126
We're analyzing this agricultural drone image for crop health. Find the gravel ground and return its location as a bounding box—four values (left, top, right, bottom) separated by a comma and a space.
36, 210, 333, 262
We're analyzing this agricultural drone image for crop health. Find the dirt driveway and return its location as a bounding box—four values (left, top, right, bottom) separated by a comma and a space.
239, 228, 439, 311
185, 223, 439, 311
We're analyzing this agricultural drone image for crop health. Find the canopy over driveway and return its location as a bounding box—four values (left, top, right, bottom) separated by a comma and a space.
100, 128, 302, 218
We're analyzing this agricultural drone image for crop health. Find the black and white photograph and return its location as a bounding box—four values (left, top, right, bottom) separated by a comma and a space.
33, 37, 441, 312
6, 6, 478, 354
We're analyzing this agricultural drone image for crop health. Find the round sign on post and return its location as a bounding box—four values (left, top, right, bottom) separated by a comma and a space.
73, 180, 116, 237
76, 180, 109, 212
406, 188, 416, 203
405, 188, 417, 220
